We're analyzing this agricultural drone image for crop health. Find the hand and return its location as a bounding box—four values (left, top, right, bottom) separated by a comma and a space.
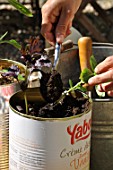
88, 56, 113, 96
41, 0, 82, 45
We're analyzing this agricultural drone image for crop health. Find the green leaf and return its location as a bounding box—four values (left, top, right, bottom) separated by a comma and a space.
69, 79, 73, 88
95, 85, 105, 97
74, 83, 87, 92
67, 81, 87, 94
0, 32, 8, 41
0, 39, 21, 50
1, 69, 8, 73
90, 55, 97, 72
8, 0, 33, 17
80, 68, 94, 83
18, 74, 25, 81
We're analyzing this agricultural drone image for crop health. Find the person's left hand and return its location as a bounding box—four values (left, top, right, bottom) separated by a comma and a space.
88, 56, 113, 96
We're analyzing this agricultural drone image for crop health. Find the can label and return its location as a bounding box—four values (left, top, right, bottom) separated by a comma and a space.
0, 84, 19, 170
0, 85, 15, 115
9, 108, 92, 170
0, 129, 2, 151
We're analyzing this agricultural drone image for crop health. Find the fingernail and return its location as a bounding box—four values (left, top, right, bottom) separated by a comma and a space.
94, 67, 98, 73
88, 78, 93, 85
56, 34, 64, 43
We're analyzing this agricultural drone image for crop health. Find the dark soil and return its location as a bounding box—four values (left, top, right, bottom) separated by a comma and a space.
16, 90, 90, 118
0, 76, 16, 85
0, 64, 25, 85
0, 66, 16, 85
40, 69, 63, 103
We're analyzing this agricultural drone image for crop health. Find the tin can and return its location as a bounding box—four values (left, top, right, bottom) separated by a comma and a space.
0, 59, 26, 170
9, 89, 92, 170
91, 98, 113, 170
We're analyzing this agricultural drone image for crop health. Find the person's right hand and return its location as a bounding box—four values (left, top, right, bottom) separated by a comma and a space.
41, 0, 82, 46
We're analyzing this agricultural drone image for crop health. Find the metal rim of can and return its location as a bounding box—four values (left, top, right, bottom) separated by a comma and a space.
93, 98, 113, 102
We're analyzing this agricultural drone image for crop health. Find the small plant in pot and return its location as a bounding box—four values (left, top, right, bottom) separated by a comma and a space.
8, 36, 93, 170
0, 30, 27, 169
0, 58, 26, 170
0, 59, 26, 168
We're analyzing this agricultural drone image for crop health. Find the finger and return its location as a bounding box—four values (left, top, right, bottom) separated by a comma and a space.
95, 56, 113, 74
97, 84, 105, 92
88, 69, 113, 86
55, 8, 73, 43
107, 90, 113, 97
41, 3, 58, 45
41, 22, 55, 46
98, 82, 113, 92
66, 29, 71, 37
65, 22, 72, 37
44, 32, 55, 46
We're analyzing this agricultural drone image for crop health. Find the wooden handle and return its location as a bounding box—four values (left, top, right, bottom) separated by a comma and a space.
78, 37, 92, 71
45, 40, 73, 56
78, 37, 93, 91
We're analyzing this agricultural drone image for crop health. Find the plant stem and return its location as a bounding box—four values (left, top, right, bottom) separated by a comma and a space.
23, 65, 29, 114
66, 81, 83, 93
54, 81, 86, 106
24, 91, 28, 114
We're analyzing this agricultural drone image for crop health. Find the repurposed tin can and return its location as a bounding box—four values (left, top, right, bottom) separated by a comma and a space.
91, 99, 113, 170
0, 59, 25, 170
89, 44, 113, 170
9, 89, 92, 170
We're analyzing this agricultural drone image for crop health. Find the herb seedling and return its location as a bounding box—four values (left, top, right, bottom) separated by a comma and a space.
56, 54, 105, 105
80, 55, 105, 97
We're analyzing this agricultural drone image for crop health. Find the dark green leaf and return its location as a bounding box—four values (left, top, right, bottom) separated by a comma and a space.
69, 79, 73, 88
75, 84, 87, 92
80, 68, 94, 83
90, 55, 97, 72
8, 0, 33, 17
0, 32, 8, 41
0, 39, 21, 50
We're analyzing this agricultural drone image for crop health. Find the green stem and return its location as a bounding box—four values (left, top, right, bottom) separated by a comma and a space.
54, 81, 85, 105
24, 65, 29, 114
24, 91, 28, 114
67, 81, 83, 93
